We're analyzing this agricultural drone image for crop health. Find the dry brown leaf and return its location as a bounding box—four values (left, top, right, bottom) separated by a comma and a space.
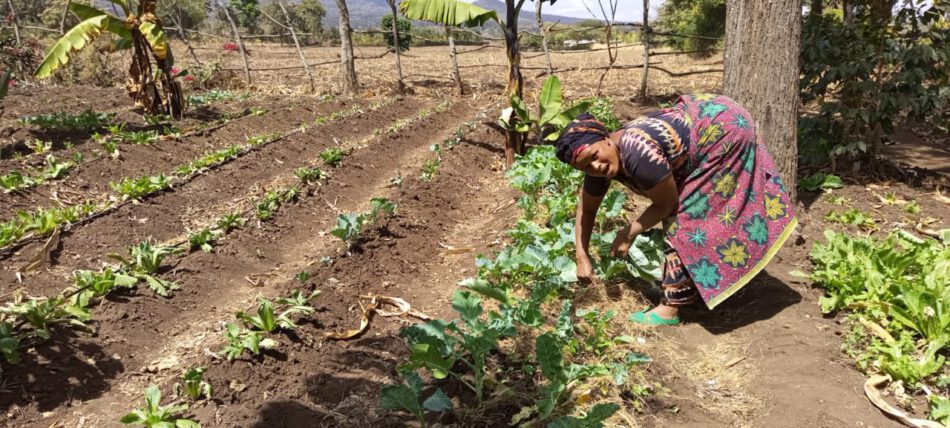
325, 294, 432, 340
20, 229, 60, 274
864, 376, 943, 428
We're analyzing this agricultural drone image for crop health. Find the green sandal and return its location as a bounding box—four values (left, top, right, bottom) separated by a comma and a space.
628, 310, 680, 326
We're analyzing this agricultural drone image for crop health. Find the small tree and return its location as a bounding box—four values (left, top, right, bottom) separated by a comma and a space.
401, 0, 531, 167
35, 1, 185, 118
400, 0, 497, 96
382, 11, 410, 92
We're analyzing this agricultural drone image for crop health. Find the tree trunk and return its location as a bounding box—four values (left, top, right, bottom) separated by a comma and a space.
809, 0, 823, 17
723, 0, 801, 203
843, 0, 856, 25
4, 0, 20, 45
535, 0, 553, 76
335, 0, 358, 95
446, 26, 463, 95
218, 0, 252, 85
386, 0, 405, 93
277, 0, 315, 92
503, 0, 526, 168
638, 0, 649, 100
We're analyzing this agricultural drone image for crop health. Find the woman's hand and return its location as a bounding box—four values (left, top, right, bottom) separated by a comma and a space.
610, 225, 636, 257
576, 255, 595, 285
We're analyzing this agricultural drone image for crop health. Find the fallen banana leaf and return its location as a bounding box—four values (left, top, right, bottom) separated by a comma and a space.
864, 375, 943, 428
325, 294, 432, 340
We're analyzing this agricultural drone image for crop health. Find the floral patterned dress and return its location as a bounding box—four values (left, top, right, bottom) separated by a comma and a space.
584, 94, 798, 309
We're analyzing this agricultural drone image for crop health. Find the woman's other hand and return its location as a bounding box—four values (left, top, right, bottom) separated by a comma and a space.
610, 225, 635, 257
576, 255, 595, 285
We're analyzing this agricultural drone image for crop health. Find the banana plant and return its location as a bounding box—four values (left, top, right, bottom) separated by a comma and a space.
35, 1, 185, 118
499, 76, 592, 144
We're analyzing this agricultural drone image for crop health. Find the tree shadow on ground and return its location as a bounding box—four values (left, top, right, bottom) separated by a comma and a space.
681, 271, 802, 334
0, 333, 123, 413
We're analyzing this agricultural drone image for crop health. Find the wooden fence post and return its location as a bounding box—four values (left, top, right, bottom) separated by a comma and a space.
275, 0, 315, 92
217, 0, 252, 85
4, 0, 20, 45
638, 0, 650, 100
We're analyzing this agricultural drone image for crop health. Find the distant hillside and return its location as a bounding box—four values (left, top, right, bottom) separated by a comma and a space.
321, 0, 586, 30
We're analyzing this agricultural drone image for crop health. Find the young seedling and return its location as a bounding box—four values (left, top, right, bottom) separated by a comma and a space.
119, 385, 199, 428
18, 110, 113, 131
295, 271, 311, 283
109, 240, 182, 297
390, 171, 403, 188
110, 175, 172, 200
221, 322, 274, 361
99, 136, 121, 158
249, 107, 267, 116
0, 321, 21, 364
71, 268, 138, 308
188, 228, 221, 253
236, 290, 320, 333
380, 368, 453, 427
0, 296, 91, 341
216, 213, 246, 232
294, 167, 324, 185
177, 367, 212, 401
29, 139, 52, 154
319, 147, 344, 167
420, 159, 440, 182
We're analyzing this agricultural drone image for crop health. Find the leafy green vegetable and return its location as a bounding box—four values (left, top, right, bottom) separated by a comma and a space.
799, 172, 844, 191
119, 385, 200, 427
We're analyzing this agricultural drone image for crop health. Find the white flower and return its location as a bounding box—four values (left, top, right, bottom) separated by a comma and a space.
923, 306, 936, 318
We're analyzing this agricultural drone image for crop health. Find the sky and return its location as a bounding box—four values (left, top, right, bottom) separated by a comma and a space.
461, 0, 659, 22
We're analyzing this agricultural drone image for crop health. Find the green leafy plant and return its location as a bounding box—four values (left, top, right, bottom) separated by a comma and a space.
178, 367, 212, 401
499, 76, 592, 143
320, 147, 345, 167
235, 290, 320, 333
825, 208, 877, 230
29, 139, 53, 154
216, 213, 246, 232
119, 385, 199, 427
294, 166, 324, 185
254, 188, 298, 221
330, 198, 396, 246
188, 228, 221, 253
810, 228, 949, 400
109, 240, 183, 297
799, 172, 844, 192
18, 109, 114, 131
0, 296, 90, 341
548, 403, 621, 428
420, 158, 440, 181
71, 268, 138, 308
221, 322, 274, 361
581, 97, 622, 131
111, 175, 172, 200
380, 368, 453, 427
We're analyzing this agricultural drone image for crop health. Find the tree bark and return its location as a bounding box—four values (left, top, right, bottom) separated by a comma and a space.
4, 0, 20, 45
276, 0, 315, 92
723, 0, 801, 202
386, 0, 405, 93
809, 0, 823, 17
335, 0, 358, 95
446, 26, 463, 95
503, 0, 527, 167
535, 0, 553, 76
638, 0, 649, 100
218, 0, 252, 85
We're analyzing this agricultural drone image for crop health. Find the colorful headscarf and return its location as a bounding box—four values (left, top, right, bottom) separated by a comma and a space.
555, 113, 610, 164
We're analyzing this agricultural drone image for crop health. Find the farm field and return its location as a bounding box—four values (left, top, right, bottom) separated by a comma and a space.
1, 44, 948, 428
